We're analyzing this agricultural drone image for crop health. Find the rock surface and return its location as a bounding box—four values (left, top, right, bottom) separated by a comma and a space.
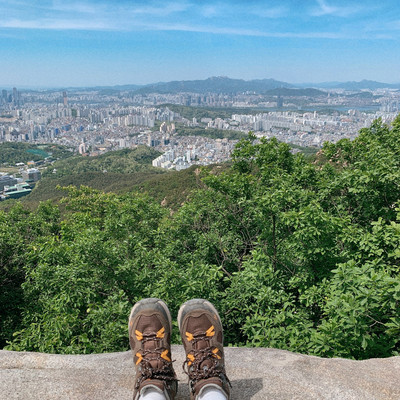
1, 346, 399, 399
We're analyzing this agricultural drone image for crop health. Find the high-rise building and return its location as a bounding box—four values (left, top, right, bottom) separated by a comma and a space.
12, 87, 18, 106
63, 91, 68, 107
22, 168, 41, 182
0, 175, 18, 191
78, 142, 87, 154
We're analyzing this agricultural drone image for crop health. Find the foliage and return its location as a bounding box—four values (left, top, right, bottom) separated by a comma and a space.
15, 165, 210, 212
42, 146, 161, 178
19, 171, 165, 209
0, 202, 60, 347
157, 104, 260, 120
2, 115, 400, 359
288, 143, 319, 157
0, 143, 73, 165
175, 125, 247, 141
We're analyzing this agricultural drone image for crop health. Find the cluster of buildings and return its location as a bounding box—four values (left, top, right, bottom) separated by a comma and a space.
104, 89, 400, 110
1, 87, 399, 174
229, 110, 397, 147
0, 168, 41, 201
1, 88, 21, 107
151, 135, 234, 170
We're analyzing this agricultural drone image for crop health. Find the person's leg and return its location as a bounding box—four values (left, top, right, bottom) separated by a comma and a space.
178, 299, 231, 400
197, 385, 228, 400
139, 385, 168, 400
129, 298, 177, 400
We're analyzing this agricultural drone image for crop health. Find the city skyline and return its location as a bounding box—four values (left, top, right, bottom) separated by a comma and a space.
1, 0, 400, 88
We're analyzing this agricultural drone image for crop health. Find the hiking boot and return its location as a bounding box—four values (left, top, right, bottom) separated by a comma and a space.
178, 299, 231, 400
129, 298, 178, 400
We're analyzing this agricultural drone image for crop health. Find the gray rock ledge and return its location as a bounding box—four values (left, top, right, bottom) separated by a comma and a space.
1, 346, 399, 399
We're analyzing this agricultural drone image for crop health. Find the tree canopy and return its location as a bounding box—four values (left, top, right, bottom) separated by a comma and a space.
1, 116, 400, 359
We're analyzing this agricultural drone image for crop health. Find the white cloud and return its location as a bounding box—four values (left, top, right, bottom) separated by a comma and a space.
124, 2, 190, 16
0, 18, 113, 30
0, 0, 394, 41
389, 20, 400, 30
50, 1, 99, 14
312, 0, 362, 17
0, 15, 393, 40
133, 21, 386, 40
200, 5, 219, 17
249, 6, 288, 19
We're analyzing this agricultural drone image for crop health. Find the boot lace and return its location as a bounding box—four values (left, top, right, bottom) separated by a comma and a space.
182, 330, 231, 392
135, 331, 176, 390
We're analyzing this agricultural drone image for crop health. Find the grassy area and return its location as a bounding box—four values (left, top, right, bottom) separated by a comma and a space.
26, 148, 49, 158
0, 167, 19, 175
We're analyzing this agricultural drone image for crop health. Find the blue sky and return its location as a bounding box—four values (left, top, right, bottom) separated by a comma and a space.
1, 0, 399, 88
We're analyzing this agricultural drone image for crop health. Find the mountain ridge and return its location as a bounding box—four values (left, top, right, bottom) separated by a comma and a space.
11, 77, 400, 92
134, 76, 295, 94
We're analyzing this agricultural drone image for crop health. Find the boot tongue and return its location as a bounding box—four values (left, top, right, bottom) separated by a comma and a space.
137, 315, 165, 370
189, 315, 214, 370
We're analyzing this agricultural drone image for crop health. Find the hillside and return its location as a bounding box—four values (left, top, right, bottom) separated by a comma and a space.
18, 171, 163, 209
20, 165, 206, 211
0, 140, 318, 214
15, 142, 310, 210
43, 146, 161, 178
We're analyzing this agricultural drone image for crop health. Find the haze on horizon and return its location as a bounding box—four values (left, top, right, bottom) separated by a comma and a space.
1, 0, 400, 88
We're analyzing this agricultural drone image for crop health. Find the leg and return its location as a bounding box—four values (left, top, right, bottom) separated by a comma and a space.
178, 299, 231, 400
129, 298, 178, 400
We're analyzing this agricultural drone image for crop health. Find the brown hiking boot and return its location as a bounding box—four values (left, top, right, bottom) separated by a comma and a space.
129, 298, 178, 400
178, 299, 231, 400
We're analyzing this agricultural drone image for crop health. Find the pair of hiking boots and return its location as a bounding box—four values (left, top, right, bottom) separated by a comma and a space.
129, 298, 231, 400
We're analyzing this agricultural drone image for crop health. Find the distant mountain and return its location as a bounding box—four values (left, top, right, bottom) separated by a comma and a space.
51, 84, 146, 92
265, 87, 327, 97
296, 82, 342, 89
298, 80, 400, 90
332, 80, 400, 90
135, 76, 294, 94
132, 77, 400, 94
98, 84, 145, 91
15, 78, 400, 94
345, 91, 382, 99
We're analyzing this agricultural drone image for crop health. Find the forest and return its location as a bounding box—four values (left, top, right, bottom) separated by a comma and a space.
1, 116, 400, 359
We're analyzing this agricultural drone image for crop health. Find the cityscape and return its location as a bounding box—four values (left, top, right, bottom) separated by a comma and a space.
1, 79, 399, 199
1, 83, 399, 176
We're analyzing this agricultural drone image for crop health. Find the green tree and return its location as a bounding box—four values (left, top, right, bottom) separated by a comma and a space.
3, 116, 400, 359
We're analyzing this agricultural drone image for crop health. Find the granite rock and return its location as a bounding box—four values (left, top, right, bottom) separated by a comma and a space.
1, 346, 399, 399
